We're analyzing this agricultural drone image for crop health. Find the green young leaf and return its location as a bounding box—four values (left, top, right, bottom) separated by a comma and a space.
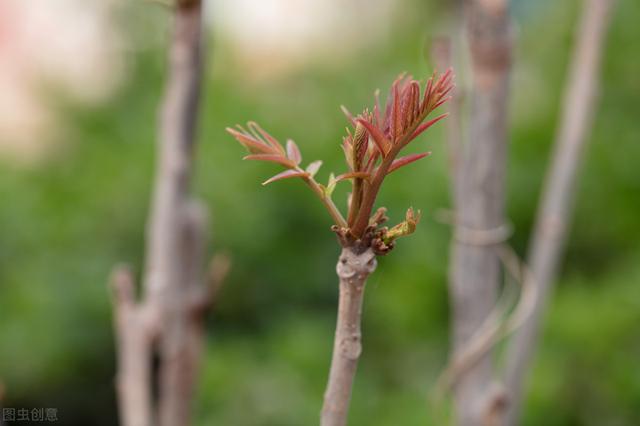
325, 173, 337, 197
383, 207, 422, 243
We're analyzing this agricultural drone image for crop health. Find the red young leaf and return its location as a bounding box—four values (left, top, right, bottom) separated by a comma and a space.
243, 154, 296, 168
423, 68, 454, 114
341, 137, 354, 170
392, 77, 402, 141
406, 81, 420, 125
388, 152, 431, 174
262, 169, 309, 186
407, 113, 448, 144
365, 149, 380, 173
247, 121, 285, 154
432, 95, 453, 111
286, 139, 302, 165
421, 72, 436, 113
352, 122, 369, 168
398, 82, 413, 130
340, 105, 357, 127
335, 171, 371, 182
306, 160, 323, 177
356, 118, 389, 156
435, 68, 454, 93
226, 128, 275, 154
373, 89, 382, 126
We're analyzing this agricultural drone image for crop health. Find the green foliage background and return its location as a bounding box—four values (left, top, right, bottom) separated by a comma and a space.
1, 0, 639, 424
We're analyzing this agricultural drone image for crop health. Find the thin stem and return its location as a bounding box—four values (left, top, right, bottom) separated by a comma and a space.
110, 267, 154, 426
321, 248, 377, 426
350, 109, 434, 237
503, 0, 616, 423
301, 174, 348, 228
346, 177, 363, 226
349, 156, 394, 236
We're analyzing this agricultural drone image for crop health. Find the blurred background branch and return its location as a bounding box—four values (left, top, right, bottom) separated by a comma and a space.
110, 1, 214, 425
448, 0, 512, 423
504, 0, 617, 423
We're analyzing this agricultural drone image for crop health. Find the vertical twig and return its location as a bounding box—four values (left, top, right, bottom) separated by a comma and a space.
110, 1, 211, 426
149, 1, 207, 424
145, 0, 203, 308
157, 202, 208, 426
449, 0, 512, 424
503, 0, 616, 423
321, 247, 377, 426
110, 266, 156, 426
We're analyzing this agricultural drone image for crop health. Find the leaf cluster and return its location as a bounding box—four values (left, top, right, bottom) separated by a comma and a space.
227, 70, 454, 253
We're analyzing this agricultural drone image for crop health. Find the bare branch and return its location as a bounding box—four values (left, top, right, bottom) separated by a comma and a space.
110, 1, 210, 426
321, 248, 377, 426
431, 211, 537, 424
158, 201, 208, 426
110, 266, 155, 426
448, 0, 512, 423
144, 0, 204, 308
503, 0, 617, 423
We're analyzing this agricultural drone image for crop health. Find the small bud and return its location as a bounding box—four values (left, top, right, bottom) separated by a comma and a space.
325, 173, 338, 197
383, 208, 421, 243
368, 207, 389, 227
352, 123, 368, 170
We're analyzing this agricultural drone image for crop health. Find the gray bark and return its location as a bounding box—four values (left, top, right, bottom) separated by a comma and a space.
111, 267, 156, 426
503, 0, 616, 423
321, 248, 377, 426
449, 0, 512, 424
110, 2, 211, 426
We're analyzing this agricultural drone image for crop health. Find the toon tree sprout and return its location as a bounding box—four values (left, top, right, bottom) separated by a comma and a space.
227, 70, 454, 426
